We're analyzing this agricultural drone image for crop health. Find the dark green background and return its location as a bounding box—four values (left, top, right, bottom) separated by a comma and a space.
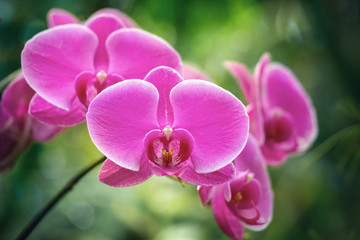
1, 0, 360, 239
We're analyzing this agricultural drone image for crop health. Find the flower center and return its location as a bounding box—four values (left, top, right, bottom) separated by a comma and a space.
226, 172, 265, 225
162, 148, 174, 165
233, 192, 243, 202
96, 71, 107, 84
232, 173, 254, 202
144, 127, 194, 174
75, 70, 123, 108
265, 110, 293, 143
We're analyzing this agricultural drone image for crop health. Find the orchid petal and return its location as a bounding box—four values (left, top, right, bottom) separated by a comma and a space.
260, 144, 288, 166
262, 64, 318, 152
2, 74, 34, 118
144, 67, 182, 127
212, 188, 244, 240
107, 29, 182, 79
90, 8, 138, 28
47, 8, 79, 28
235, 135, 273, 230
29, 94, 85, 127
99, 157, 153, 187
179, 162, 235, 186
31, 118, 62, 142
247, 104, 265, 144
223, 183, 232, 202
171, 80, 249, 173
225, 61, 253, 102
254, 53, 270, 84
86, 15, 125, 72
87, 80, 159, 171
21, 25, 98, 110
198, 186, 215, 205
0, 114, 32, 172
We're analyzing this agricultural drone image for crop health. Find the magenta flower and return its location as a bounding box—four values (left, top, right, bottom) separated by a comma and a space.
225, 54, 318, 165
87, 67, 249, 187
198, 135, 273, 240
0, 74, 61, 172
21, 9, 182, 127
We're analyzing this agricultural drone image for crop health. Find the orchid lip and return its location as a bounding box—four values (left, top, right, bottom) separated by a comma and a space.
227, 172, 262, 224
144, 128, 194, 173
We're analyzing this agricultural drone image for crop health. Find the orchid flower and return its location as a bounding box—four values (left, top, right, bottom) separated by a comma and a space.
21, 9, 182, 127
0, 74, 62, 172
198, 135, 273, 240
87, 66, 249, 187
226, 53, 318, 165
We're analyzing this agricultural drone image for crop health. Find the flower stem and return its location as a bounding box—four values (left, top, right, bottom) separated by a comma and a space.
16, 155, 106, 240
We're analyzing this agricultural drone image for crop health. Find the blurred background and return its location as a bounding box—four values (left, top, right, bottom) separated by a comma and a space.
1, 0, 360, 239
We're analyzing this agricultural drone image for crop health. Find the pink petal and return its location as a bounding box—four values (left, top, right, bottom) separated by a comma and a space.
47, 8, 79, 28
223, 183, 232, 202
29, 94, 86, 127
0, 106, 18, 170
212, 188, 244, 240
260, 144, 287, 166
1, 73, 34, 119
247, 104, 265, 144
85, 15, 125, 72
0, 112, 32, 172
107, 29, 182, 79
87, 80, 159, 171
254, 53, 270, 84
98, 157, 153, 187
31, 118, 62, 142
262, 64, 318, 151
225, 61, 253, 103
198, 186, 215, 205
0, 105, 10, 129
235, 135, 273, 230
179, 162, 235, 186
183, 63, 211, 81
21, 25, 98, 110
144, 67, 182, 127
89, 8, 138, 28
170, 80, 249, 173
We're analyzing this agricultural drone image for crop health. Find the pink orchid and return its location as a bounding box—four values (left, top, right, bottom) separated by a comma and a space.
0, 74, 62, 172
198, 135, 273, 240
226, 53, 318, 165
21, 9, 182, 127
87, 66, 249, 187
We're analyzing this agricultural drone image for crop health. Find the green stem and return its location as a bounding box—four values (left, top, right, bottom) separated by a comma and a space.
16, 156, 106, 240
